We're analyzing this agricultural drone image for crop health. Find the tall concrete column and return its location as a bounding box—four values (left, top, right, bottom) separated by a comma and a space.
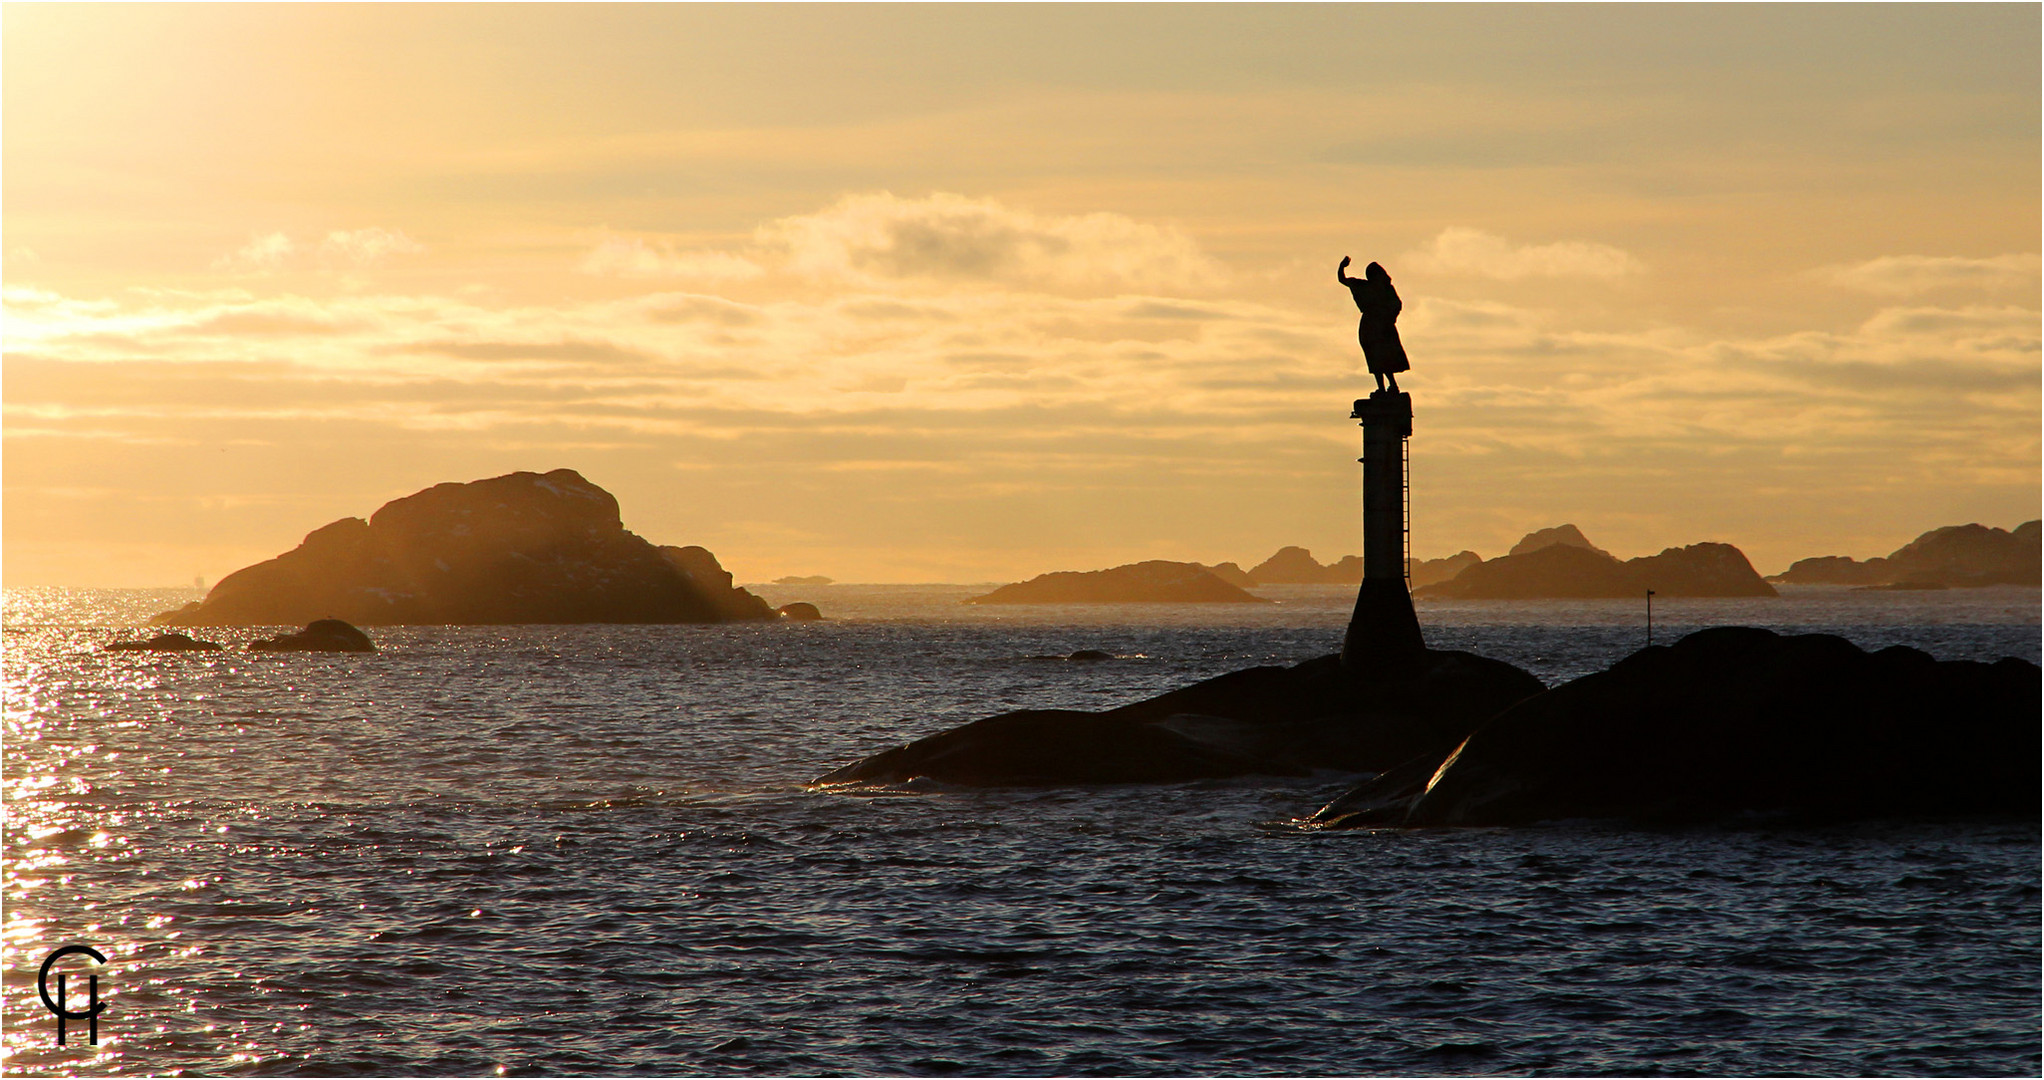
1341, 390, 1426, 669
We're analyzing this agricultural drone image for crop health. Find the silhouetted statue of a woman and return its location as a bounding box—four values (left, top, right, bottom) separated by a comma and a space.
1338, 256, 1407, 394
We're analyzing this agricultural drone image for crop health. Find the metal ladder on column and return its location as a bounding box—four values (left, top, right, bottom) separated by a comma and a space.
1401, 434, 1412, 588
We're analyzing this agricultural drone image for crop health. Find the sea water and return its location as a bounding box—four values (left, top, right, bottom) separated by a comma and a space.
3, 585, 2038, 1076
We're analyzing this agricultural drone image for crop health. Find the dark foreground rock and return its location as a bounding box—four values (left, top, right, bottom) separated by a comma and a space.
1771, 520, 2041, 587
248, 619, 376, 653
106, 632, 224, 652
812, 649, 1544, 787
967, 561, 1266, 604
1307, 627, 2040, 828
1418, 541, 1776, 599
152, 469, 774, 626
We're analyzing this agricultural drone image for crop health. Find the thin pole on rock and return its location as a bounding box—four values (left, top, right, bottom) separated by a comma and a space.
1646, 589, 1656, 648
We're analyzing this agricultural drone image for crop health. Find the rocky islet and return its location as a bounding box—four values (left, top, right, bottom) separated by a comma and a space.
152, 469, 780, 627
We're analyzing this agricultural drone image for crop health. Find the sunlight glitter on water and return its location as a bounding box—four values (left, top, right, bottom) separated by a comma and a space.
1, 586, 2037, 1075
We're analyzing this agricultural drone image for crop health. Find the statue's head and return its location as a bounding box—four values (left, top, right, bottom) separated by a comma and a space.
1365, 261, 1390, 283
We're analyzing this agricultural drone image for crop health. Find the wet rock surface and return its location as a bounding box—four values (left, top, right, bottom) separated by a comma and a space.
1308, 626, 2041, 828
812, 648, 1544, 788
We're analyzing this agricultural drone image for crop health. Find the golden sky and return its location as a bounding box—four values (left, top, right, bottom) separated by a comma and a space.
4, 4, 2038, 586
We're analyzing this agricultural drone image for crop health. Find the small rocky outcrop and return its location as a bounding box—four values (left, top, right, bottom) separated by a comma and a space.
1306, 627, 2040, 828
777, 602, 824, 621
1245, 547, 1363, 584
151, 469, 775, 626
812, 649, 1545, 788
1408, 550, 1481, 589
1418, 540, 1775, 599
966, 561, 1267, 605
1771, 520, 2041, 587
105, 632, 224, 652
248, 619, 376, 653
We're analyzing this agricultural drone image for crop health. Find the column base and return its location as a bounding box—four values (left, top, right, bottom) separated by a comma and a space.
1341, 577, 1426, 672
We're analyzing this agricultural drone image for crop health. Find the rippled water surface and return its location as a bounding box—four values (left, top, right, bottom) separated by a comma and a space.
4, 585, 2039, 1075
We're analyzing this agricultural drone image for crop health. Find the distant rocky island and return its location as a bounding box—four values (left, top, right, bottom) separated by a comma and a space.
1417, 530, 1776, 599
1197, 545, 1465, 587
1234, 546, 1363, 584
1770, 521, 2040, 588
996, 524, 1773, 602
152, 469, 778, 626
1183, 525, 1769, 599
966, 561, 1267, 604
1205, 519, 2039, 599
773, 575, 835, 586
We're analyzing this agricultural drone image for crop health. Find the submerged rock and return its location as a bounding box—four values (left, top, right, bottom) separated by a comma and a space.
105, 632, 224, 652
152, 469, 775, 626
1307, 627, 2040, 828
248, 619, 376, 653
812, 648, 1544, 788
967, 561, 1266, 604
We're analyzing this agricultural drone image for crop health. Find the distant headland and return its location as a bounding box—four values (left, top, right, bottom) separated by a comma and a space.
152, 469, 778, 626
1770, 521, 2040, 589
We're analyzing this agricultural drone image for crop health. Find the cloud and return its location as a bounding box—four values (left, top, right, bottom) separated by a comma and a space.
759, 192, 1227, 291
319, 227, 426, 266
212, 228, 424, 273
181, 311, 348, 337
1820, 253, 2039, 295
643, 294, 764, 327
213, 232, 296, 273
579, 238, 765, 281
574, 193, 1227, 295
1402, 227, 1642, 280
406, 338, 659, 366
